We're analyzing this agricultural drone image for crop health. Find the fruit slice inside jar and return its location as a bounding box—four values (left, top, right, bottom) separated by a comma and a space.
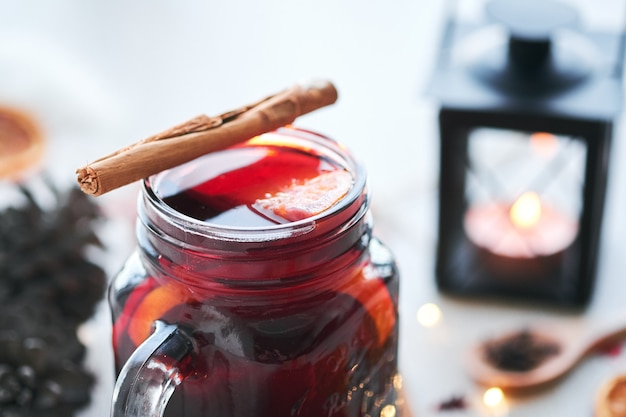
119, 267, 396, 352
160, 145, 353, 226
251, 169, 353, 222
119, 279, 195, 347
342, 268, 397, 347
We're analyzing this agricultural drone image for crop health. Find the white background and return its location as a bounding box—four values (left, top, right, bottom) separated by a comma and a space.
2, 1, 626, 416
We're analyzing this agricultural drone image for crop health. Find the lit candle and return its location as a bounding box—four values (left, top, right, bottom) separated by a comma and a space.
464, 192, 578, 259
509, 192, 541, 229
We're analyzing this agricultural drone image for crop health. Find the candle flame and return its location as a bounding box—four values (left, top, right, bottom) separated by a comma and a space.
510, 192, 542, 229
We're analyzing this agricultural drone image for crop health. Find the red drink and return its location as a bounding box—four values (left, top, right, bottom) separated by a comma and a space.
160, 141, 351, 225
109, 128, 401, 417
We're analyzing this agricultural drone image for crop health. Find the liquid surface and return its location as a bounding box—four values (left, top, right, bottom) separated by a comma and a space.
160, 145, 351, 227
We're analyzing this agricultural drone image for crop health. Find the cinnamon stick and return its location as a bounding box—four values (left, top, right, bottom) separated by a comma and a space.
76, 79, 338, 196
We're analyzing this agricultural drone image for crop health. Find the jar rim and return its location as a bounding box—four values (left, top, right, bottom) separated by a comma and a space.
140, 127, 368, 243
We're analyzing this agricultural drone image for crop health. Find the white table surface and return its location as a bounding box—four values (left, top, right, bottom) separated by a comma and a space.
2, 1, 626, 416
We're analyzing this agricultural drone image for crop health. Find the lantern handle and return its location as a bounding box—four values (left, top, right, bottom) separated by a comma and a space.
436, 0, 626, 80
614, 2, 626, 79
435, 0, 460, 70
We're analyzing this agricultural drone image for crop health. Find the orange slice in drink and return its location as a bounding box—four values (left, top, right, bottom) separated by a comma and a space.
126, 281, 194, 346
252, 170, 353, 222
113, 278, 157, 350
343, 268, 397, 346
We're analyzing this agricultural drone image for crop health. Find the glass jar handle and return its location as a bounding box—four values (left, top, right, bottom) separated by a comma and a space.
111, 321, 195, 417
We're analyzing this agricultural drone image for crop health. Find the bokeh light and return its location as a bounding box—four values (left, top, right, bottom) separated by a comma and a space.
483, 387, 504, 408
416, 303, 442, 327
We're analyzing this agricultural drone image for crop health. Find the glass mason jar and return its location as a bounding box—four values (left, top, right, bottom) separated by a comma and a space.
108, 127, 402, 417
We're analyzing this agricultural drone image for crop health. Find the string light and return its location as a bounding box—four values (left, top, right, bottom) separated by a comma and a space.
380, 404, 396, 417
483, 387, 503, 407
416, 303, 442, 327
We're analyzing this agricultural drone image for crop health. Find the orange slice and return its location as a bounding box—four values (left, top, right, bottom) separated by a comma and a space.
344, 268, 396, 346
113, 278, 158, 351
252, 170, 353, 222
596, 374, 626, 417
126, 281, 194, 346
0, 106, 44, 179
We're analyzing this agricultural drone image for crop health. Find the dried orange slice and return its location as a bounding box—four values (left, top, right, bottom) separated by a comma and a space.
0, 106, 44, 179
126, 281, 194, 346
252, 170, 352, 222
596, 374, 626, 417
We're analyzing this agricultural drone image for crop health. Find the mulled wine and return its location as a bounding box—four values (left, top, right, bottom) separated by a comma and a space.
109, 128, 401, 417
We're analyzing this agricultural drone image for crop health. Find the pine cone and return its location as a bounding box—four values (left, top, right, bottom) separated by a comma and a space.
0, 302, 94, 417
0, 183, 106, 324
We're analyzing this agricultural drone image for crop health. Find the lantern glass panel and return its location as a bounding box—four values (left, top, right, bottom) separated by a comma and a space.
466, 127, 587, 221
461, 127, 588, 283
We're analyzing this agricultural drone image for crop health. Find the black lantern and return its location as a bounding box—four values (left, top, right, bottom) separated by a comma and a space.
431, 0, 624, 307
